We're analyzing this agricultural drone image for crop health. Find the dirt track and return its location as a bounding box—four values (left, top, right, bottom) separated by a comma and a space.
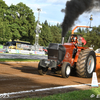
0, 62, 100, 99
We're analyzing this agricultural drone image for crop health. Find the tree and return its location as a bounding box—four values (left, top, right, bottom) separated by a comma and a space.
0, 0, 11, 44
39, 23, 53, 46
26, 9, 36, 44
44, 20, 48, 26
75, 26, 100, 50
85, 26, 100, 50
4, 2, 36, 44
5, 4, 21, 40
50, 25, 61, 43
16, 2, 36, 44
0, 19, 11, 44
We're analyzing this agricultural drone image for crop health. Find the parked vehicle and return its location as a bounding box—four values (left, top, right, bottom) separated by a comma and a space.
43, 47, 48, 54
5, 41, 31, 50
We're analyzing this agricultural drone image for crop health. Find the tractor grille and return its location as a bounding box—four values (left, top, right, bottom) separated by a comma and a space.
48, 49, 58, 60
48, 43, 66, 62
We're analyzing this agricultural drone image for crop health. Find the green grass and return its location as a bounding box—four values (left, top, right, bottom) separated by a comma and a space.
17, 87, 100, 100
0, 58, 40, 62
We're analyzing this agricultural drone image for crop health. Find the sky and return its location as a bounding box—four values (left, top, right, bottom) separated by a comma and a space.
3, 0, 100, 28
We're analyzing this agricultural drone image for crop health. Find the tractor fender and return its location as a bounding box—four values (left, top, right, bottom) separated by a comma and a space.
95, 53, 100, 71
74, 49, 81, 62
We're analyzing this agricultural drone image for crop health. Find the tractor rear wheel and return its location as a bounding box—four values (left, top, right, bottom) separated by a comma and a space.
76, 49, 96, 78
38, 63, 48, 75
61, 62, 71, 78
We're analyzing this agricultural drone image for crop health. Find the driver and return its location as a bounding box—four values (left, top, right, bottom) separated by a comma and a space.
71, 35, 74, 42
73, 37, 78, 46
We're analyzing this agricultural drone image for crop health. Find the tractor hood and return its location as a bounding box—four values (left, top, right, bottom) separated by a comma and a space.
48, 43, 66, 64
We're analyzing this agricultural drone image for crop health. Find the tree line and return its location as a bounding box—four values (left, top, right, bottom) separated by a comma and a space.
0, 0, 62, 46
75, 26, 100, 50
0, 0, 100, 50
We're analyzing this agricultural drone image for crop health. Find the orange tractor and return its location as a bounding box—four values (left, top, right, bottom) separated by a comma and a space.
38, 26, 100, 78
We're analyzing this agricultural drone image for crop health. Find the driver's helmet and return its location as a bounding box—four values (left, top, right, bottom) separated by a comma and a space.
71, 35, 74, 42
74, 37, 77, 42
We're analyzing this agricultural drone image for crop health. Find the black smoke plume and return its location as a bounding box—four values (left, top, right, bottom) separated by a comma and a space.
62, 0, 99, 37
94, 0, 100, 10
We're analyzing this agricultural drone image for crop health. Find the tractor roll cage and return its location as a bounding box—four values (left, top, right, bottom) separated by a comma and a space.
68, 34, 82, 47
72, 26, 90, 34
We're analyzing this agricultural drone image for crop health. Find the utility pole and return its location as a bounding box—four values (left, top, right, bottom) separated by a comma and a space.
34, 8, 42, 50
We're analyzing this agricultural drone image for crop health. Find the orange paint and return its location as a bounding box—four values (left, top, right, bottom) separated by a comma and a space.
62, 43, 88, 67
72, 26, 90, 34
95, 53, 100, 71
74, 49, 81, 62
89, 60, 91, 66
58, 26, 100, 73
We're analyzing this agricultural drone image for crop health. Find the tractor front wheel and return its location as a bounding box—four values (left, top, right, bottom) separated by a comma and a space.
38, 63, 48, 75
61, 62, 71, 78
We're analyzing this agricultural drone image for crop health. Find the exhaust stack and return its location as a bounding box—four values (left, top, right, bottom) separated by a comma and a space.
62, 37, 64, 44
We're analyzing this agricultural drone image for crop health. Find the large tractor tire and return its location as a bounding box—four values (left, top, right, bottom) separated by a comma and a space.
38, 63, 48, 75
61, 62, 71, 78
76, 49, 96, 78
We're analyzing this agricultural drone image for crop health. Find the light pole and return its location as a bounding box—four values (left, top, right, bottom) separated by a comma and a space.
34, 8, 42, 50
37, 8, 41, 23
90, 14, 93, 28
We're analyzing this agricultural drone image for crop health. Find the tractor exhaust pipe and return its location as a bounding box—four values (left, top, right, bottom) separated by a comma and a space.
62, 37, 64, 44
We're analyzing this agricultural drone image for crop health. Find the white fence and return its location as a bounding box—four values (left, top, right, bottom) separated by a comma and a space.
7, 49, 45, 55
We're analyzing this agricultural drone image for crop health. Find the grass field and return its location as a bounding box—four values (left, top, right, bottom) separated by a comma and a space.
17, 87, 100, 100
0, 58, 40, 62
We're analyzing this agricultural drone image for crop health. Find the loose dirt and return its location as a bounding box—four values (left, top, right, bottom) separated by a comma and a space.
0, 62, 100, 99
